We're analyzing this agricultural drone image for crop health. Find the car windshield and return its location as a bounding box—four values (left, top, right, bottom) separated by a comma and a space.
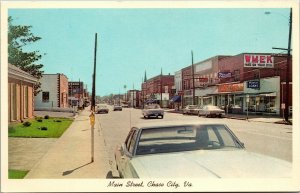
188, 105, 197, 109
145, 105, 160, 109
99, 105, 107, 108
136, 125, 242, 155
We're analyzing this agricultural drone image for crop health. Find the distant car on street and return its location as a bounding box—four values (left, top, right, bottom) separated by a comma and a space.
142, 104, 164, 119
113, 105, 123, 111
198, 105, 225, 118
114, 121, 292, 178
182, 105, 200, 115
96, 104, 109, 114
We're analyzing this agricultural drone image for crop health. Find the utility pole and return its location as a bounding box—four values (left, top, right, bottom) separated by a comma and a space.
268, 8, 292, 122
284, 8, 292, 122
91, 33, 97, 111
160, 68, 163, 107
90, 33, 97, 163
191, 50, 195, 105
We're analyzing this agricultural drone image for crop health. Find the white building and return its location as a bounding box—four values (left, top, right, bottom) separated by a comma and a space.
35, 74, 69, 109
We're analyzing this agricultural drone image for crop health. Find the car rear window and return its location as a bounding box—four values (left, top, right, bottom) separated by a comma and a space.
136, 125, 242, 155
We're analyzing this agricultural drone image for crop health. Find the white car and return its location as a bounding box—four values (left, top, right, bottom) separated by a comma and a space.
142, 104, 164, 119
198, 105, 225, 118
114, 121, 291, 178
182, 105, 200, 115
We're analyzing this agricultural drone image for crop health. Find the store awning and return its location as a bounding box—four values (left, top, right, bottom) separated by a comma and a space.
260, 92, 277, 97
145, 99, 159, 104
170, 95, 181, 103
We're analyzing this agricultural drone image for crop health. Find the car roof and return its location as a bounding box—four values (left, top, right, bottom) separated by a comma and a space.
133, 120, 227, 130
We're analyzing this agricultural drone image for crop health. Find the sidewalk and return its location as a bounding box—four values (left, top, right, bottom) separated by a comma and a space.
165, 109, 292, 124
25, 108, 111, 179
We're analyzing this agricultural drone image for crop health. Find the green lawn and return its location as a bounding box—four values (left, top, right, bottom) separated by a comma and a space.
8, 117, 73, 138
9, 169, 29, 179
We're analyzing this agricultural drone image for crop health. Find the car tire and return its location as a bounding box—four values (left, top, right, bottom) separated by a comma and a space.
161, 115, 164, 119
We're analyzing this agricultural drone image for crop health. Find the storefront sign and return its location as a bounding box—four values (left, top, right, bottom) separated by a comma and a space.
247, 80, 260, 89
218, 83, 244, 93
244, 54, 274, 68
198, 77, 209, 82
218, 72, 232, 78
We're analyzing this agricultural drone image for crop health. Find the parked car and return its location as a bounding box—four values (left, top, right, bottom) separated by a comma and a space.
113, 105, 123, 111
114, 121, 291, 178
182, 105, 200, 115
142, 104, 164, 119
121, 103, 129, 108
96, 104, 109, 114
198, 105, 225, 118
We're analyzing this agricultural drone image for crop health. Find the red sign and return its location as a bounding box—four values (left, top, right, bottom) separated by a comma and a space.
198, 78, 209, 82
244, 54, 274, 68
218, 83, 244, 93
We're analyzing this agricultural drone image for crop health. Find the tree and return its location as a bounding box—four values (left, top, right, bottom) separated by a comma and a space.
8, 16, 44, 95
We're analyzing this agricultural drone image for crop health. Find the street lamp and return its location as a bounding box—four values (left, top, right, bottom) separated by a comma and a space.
265, 9, 292, 122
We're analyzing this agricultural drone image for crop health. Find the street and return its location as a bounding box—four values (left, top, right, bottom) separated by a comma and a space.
97, 106, 292, 177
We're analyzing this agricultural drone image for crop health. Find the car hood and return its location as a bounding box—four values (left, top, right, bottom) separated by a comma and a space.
131, 149, 292, 178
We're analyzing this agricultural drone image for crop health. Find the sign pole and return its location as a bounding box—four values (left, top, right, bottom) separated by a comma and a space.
246, 95, 249, 120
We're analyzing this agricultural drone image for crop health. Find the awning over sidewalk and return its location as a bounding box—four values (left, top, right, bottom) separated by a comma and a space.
170, 95, 181, 103
145, 99, 159, 104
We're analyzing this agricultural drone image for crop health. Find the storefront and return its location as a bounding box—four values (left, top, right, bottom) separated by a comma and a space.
195, 86, 218, 107
216, 77, 280, 115
217, 82, 244, 113
243, 76, 280, 115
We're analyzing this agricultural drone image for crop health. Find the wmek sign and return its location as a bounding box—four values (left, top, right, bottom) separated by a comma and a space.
244, 54, 274, 68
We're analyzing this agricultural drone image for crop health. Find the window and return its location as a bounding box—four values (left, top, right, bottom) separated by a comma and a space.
128, 131, 138, 154
24, 86, 28, 118
10, 83, 17, 121
42, 92, 50, 102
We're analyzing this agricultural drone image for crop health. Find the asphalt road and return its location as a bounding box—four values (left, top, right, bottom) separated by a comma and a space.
96, 106, 292, 177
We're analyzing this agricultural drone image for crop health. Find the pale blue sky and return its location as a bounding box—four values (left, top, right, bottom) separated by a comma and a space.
9, 8, 290, 96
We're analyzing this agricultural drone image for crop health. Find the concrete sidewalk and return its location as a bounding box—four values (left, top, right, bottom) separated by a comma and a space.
25, 108, 111, 179
165, 109, 292, 124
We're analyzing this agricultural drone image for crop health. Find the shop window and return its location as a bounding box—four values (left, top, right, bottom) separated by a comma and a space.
42, 92, 50, 102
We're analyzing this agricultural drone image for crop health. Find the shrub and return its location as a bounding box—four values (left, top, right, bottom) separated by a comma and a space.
41, 127, 48, 131
23, 121, 31, 127
37, 119, 43, 122
44, 115, 50, 119
54, 120, 62, 122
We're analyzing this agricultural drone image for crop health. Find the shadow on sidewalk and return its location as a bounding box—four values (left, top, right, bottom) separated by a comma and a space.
62, 162, 92, 176
106, 171, 120, 179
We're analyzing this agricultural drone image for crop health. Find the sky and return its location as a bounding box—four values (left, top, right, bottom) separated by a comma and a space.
8, 8, 290, 96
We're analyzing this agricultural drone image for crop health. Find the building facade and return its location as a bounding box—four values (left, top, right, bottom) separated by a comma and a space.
141, 74, 175, 108
177, 53, 292, 116
217, 53, 292, 115
8, 64, 38, 122
35, 74, 69, 109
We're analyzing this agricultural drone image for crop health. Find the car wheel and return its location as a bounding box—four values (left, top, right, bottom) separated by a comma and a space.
161, 115, 164, 119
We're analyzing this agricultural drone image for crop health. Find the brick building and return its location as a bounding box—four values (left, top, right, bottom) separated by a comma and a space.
175, 53, 292, 116
218, 53, 292, 115
35, 74, 69, 109
8, 64, 38, 122
141, 74, 174, 108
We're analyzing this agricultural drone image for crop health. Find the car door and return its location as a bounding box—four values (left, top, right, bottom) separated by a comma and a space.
119, 128, 139, 178
198, 106, 204, 116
